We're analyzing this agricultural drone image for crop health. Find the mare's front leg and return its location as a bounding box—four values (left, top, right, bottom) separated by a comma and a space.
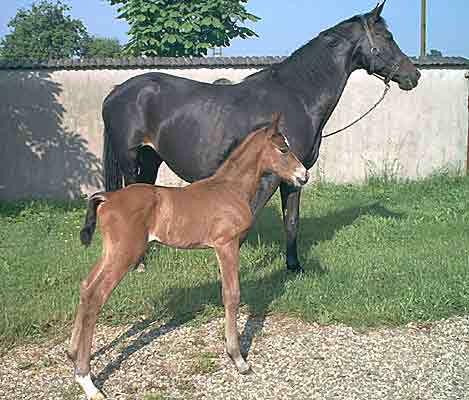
214, 238, 250, 374
280, 182, 304, 273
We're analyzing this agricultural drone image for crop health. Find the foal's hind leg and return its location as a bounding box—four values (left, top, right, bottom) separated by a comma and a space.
68, 240, 146, 399
215, 238, 250, 374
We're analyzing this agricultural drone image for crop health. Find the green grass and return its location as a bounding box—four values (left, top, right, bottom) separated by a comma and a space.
189, 351, 219, 375
0, 175, 468, 347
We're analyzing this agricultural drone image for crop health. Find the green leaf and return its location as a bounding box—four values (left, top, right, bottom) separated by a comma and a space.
166, 34, 177, 44
200, 16, 212, 26
181, 22, 193, 32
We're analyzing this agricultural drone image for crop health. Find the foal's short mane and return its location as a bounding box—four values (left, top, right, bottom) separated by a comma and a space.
219, 121, 271, 162
214, 125, 271, 178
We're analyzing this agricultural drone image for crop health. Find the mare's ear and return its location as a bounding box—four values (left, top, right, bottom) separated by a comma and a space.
367, 1, 386, 25
271, 112, 282, 134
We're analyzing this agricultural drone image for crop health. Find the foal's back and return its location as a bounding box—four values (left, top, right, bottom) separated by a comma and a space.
98, 182, 251, 250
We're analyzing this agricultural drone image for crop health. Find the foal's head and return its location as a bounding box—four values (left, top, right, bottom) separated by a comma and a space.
260, 112, 309, 187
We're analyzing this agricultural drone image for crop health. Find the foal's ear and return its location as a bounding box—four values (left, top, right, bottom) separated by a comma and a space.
368, 1, 386, 24
271, 112, 282, 132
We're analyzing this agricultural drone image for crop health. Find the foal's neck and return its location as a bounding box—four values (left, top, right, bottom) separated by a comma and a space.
211, 132, 265, 202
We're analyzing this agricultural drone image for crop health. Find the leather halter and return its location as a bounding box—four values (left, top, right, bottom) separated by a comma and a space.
322, 17, 401, 139
360, 16, 400, 85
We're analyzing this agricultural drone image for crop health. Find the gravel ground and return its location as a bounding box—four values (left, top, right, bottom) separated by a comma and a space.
0, 314, 468, 400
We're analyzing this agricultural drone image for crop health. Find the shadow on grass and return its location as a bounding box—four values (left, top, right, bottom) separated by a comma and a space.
247, 201, 404, 249
93, 201, 402, 389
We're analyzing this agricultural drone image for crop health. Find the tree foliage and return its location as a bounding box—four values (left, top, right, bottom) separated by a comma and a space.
109, 0, 260, 57
82, 36, 123, 58
0, 1, 89, 61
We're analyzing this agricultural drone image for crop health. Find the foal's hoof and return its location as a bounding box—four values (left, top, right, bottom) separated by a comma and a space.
236, 360, 252, 375
286, 264, 305, 274
91, 392, 106, 400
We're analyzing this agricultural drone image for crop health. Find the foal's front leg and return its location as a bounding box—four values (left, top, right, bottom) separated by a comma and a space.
215, 238, 250, 374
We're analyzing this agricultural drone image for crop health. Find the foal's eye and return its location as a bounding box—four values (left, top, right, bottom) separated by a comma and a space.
278, 145, 289, 154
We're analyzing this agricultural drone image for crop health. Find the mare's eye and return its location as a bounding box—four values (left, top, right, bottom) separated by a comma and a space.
279, 145, 289, 154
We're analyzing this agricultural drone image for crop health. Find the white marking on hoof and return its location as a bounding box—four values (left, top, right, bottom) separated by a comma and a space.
91, 392, 106, 400
235, 358, 251, 374
75, 374, 102, 400
229, 352, 250, 375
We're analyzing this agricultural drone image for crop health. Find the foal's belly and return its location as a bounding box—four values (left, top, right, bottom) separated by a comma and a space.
147, 202, 215, 250
148, 230, 212, 250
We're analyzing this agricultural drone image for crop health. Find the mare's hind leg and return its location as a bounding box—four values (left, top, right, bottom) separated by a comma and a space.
215, 238, 250, 374
137, 145, 163, 184
133, 145, 163, 272
121, 148, 139, 187
68, 238, 146, 399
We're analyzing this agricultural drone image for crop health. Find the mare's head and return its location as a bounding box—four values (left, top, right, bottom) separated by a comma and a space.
338, 2, 420, 90
259, 112, 309, 187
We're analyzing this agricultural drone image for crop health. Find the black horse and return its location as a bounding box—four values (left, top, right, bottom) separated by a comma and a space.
102, 2, 420, 273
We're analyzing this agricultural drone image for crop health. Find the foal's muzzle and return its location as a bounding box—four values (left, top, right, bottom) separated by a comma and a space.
294, 168, 310, 187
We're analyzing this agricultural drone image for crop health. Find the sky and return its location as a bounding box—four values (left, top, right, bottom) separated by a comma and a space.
1, 0, 468, 58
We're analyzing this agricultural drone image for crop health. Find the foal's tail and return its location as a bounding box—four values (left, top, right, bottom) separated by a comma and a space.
80, 193, 107, 246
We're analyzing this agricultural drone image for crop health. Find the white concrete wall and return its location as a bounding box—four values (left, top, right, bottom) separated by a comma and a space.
53, 67, 260, 191
318, 69, 469, 182
1, 66, 468, 200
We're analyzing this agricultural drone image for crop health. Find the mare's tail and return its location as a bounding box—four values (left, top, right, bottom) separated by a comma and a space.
80, 193, 107, 246
103, 126, 123, 191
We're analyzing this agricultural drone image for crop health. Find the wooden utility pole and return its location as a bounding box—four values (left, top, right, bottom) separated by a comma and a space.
420, 0, 427, 59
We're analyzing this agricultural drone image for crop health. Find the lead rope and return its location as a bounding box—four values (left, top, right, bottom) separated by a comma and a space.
322, 15, 399, 139
322, 79, 390, 139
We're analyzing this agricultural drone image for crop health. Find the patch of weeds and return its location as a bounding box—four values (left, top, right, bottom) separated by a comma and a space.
143, 394, 170, 400
38, 356, 58, 368
176, 379, 196, 393
60, 385, 82, 400
191, 336, 207, 348
17, 360, 34, 370
189, 351, 219, 375
185, 305, 224, 328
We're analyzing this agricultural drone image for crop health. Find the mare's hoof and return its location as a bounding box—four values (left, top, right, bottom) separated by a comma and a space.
286, 264, 305, 274
134, 263, 146, 273
91, 392, 105, 400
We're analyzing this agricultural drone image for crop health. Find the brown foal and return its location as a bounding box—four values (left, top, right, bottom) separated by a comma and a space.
68, 112, 309, 399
